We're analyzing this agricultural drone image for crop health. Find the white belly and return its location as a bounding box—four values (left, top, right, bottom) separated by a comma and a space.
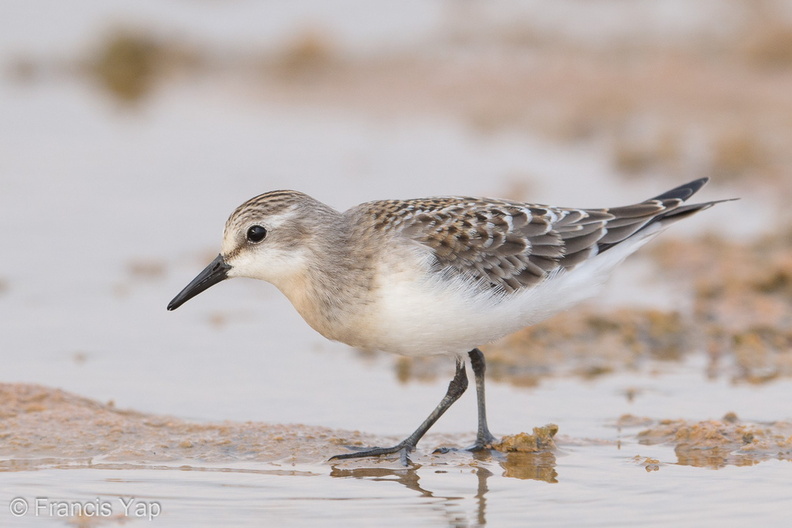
355, 232, 659, 357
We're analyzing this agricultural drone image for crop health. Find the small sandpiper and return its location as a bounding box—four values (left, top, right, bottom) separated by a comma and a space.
168, 178, 729, 464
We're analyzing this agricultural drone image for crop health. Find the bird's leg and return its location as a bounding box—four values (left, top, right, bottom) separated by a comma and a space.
331, 356, 468, 465
467, 348, 497, 450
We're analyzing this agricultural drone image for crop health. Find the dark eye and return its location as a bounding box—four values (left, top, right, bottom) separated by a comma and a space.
246, 225, 267, 243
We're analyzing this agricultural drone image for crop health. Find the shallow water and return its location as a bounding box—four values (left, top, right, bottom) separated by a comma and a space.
2, 370, 791, 528
2, 2, 791, 527
2, 460, 790, 527
2, 382, 791, 528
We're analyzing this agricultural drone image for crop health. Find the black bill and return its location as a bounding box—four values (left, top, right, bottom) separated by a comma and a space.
167, 254, 231, 311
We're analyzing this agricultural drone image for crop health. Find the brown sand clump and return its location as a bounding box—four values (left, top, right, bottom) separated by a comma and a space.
637, 414, 792, 468
493, 424, 558, 453
488, 424, 559, 482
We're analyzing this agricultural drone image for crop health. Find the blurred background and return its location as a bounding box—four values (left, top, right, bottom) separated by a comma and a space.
2, 2, 792, 526
1, 0, 790, 432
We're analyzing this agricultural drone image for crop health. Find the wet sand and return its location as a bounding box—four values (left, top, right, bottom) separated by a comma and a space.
3, 380, 791, 526
0, 383, 560, 470
3, 380, 789, 473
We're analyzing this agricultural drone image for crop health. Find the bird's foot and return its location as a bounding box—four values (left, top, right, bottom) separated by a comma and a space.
330, 442, 415, 466
433, 433, 498, 454
467, 432, 498, 452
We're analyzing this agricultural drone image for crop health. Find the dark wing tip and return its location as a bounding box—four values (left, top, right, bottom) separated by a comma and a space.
649, 177, 709, 203
595, 179, 734, 255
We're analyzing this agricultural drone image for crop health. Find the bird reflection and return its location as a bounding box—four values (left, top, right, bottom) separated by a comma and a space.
330, 449, 557, 526
329, 465, 433, 497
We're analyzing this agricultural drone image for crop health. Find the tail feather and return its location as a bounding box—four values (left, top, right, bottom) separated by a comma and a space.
653, 200, 721, 224
597, 178, 734, 254
646, 176, 737, 227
